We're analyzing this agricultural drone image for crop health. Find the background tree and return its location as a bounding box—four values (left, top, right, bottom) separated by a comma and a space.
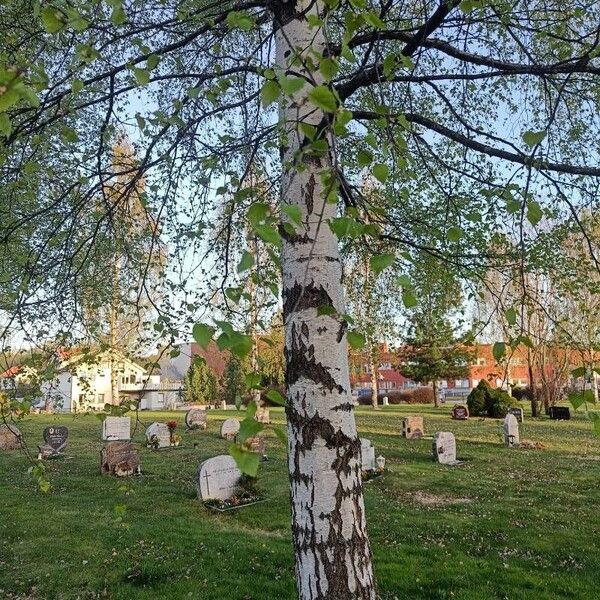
183, 358, 217, 406
220, 354, 246, 407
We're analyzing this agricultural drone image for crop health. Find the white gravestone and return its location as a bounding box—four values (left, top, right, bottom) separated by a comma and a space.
102, 417, 131, 441
433, 432, 459, 465
145, 422, 171, 448
185, 408, 207, 430
197, 455, 242, 501
360, 438, 376, 471
503, 413, 520, 448
220, 418, 240, 441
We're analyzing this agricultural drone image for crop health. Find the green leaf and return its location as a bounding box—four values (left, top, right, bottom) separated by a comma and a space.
272, 426, 287, 444
238, 417, 262, 443
254, 224, 282, 246
402, 288, 418, 308
372, 163, 389, 183
245, 372, 262, 389
60, 126, 78, 144
237, 250, 255, 273
226, 11, 255, 31
588, 412, 600, 438
347, 331, 366, 349
319, 58, 338, 82
370, 253, 395, 275
492, 342, 506, 363
260, 79, 280, 107
571, 367, 586, 378
192, 323, 214, 349
568, 390, 595, 411
265, 389, 286, 406
307, 85, 338, 112
229, 444, 260, 477
111, 3, 127, 26
279, 76, 305, 96
281, 203, 302, 225
247, 202, 269, 225
505, 307, 517, 326
0, 113, 11, 137
527, 200, 543, 226
41, 7, 66, 33
447, 226, 462, 242
317, 305, 337, 316
522, 130, 546, 148
357, 149, 373, 167
71, 79, 84, 94
132, 68, 150, 86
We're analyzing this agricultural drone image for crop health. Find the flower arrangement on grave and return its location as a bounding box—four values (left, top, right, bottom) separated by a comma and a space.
361, 455, 386, 483
166, 420, 178, 444
148, 434, 160, 449
171, 433, 182, 447
204, 475, 263, 511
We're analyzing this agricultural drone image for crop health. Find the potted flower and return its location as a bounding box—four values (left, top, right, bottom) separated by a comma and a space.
167, 420, 178, 445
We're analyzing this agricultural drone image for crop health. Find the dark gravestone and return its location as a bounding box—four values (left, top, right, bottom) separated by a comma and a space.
549, 406, 570, 420
100, 442, 140, 476
39, 426, 68, 458
452, 405, 469, 420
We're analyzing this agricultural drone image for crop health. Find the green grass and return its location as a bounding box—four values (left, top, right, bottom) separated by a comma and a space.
1, 404, 599, 600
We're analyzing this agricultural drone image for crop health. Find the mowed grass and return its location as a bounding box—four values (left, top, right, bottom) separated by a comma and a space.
1, 404, 600, 600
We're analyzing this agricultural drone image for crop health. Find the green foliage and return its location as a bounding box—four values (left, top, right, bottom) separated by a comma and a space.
467, 379, 519, 418
183, 359, 217, 405
220, 354, 246, 405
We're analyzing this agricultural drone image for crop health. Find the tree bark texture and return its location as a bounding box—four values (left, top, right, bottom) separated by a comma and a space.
275, 2, 376, 598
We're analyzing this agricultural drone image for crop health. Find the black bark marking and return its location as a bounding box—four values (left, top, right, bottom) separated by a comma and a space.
278, 222, 312, 244
285, 322, 344, 393
283, 281, 334, 319
304, 173, 316, 215
336, 320, 347, 343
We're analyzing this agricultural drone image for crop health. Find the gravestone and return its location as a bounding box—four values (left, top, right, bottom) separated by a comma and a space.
452, 405, 469, 420
401, 416, 424, 439
220, 418, 240, 441
503, 413, 520, 448
247, 435, 266, 456
0, 424, 22, 450
255, 407, 270, 424
100, 442, 140, 476
145, 422, 171, 448
197, 455, 242, 501
39, 426, 68, 458
360, 438, 376, 471
102, 416, 131, 441
220, 400, 227, 410
549, 406, 570, 420
185, 408, 208, 430
382, 396, 389, 406
432, 432, 459, 465
508, 406, 524, 423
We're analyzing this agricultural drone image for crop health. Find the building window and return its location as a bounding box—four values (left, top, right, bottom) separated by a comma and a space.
98, 394, 104, 403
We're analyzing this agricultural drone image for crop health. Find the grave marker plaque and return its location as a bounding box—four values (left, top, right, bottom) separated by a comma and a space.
220, 418, 240, 441
100, 442, 140, 476
452, 405, 469, 420
401, 416, 424, 439
197, 455, 242, 501
432, 431, 459, 465
503, 414, 520, 448
360, 438, 376, 471
102, 417, 131, 441
39, 426, 68, 458
145, 422, 171, 448
255, 407, 270, 424
549, 406, 570, 420
185, 408, 208, 430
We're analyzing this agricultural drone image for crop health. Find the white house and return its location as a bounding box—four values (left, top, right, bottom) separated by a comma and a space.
40, 350, 182, 412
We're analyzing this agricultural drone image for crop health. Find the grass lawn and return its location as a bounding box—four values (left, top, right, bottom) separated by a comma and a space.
1, 404, 599, 600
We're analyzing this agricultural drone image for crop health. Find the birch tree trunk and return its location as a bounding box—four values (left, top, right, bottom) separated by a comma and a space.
274, 1, 376, 598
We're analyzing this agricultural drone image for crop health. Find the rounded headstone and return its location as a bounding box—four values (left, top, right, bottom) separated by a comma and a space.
100, 441, 140, 476
185, 408, 208, 430
220, 418, 240, 441
451, 405, 469, 420
503, 413, 520, 448
197, 455, 242, 501
145, 422, 171, 448
433, 431, 457, 464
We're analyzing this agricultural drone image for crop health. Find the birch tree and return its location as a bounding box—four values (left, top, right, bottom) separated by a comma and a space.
2, 1, 600, 598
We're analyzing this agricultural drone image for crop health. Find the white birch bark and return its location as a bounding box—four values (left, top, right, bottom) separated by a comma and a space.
274, 1, 375, 598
